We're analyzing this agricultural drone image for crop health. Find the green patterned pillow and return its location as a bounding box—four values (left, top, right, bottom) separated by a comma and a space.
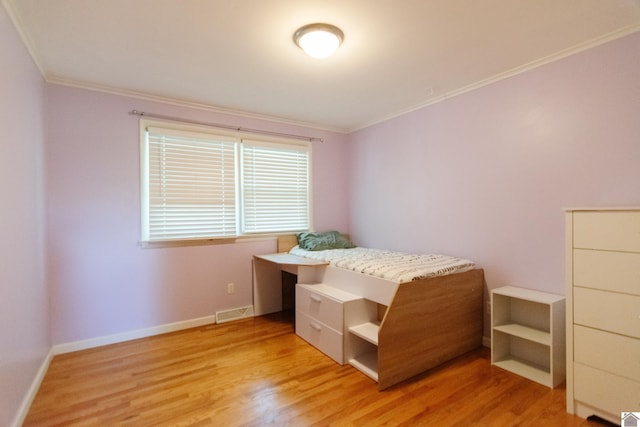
297, 231, 355, 251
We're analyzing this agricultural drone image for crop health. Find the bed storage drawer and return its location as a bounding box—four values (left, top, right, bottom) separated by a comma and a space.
296, 284, 344, 332
295, 283, 363, 365
295, 311, 343, 364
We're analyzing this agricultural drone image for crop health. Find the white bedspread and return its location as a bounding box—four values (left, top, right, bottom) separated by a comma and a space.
289, 246, 475, 283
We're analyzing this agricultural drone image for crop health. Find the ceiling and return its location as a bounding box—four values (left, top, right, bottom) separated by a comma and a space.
5, 0, 640, 132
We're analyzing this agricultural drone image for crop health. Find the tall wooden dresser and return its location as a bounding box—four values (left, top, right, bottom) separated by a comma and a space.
565, 208, 640, 423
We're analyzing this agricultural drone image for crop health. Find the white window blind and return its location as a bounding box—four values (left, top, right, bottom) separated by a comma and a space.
241, 139, 310, 234
143, 127, 238, 241
140, 121, 312, 242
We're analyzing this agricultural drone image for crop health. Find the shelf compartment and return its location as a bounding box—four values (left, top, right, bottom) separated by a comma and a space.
492, 292, 551, 333
348, 321, 380, 345
349, 351, 378, 381
493, 357, 552, 387
492, 323, 551, 346
492, 331, 551, 368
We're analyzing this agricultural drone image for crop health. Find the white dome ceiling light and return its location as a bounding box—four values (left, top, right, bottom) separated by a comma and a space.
293, 23, 344, 59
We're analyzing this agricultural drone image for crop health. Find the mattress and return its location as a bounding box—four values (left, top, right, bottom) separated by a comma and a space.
289, 246, 475, 283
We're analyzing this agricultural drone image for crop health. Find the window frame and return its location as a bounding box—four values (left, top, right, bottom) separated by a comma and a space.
139, 119, 313, 246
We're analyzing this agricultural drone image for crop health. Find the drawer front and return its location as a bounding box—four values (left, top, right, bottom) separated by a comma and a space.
573, 210, 640, 252
295, 311, 343, 364
574, 287, 640, 339
574, 325, 640, 382
296, 285, 344, 332
574, 363, 640, 416
573, 249, 640, 296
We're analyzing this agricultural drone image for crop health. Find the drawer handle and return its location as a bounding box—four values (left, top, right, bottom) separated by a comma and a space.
310, 322, 322, 331
310, 294, 322, 303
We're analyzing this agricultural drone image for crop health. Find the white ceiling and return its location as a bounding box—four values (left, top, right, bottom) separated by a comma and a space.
5, 0, 640, 132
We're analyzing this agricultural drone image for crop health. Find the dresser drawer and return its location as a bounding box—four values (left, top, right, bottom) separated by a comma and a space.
296, 285, 344, 332
574, 287, 640, 339
573, 249, 640, 296
573, 210, 640, 252
574, 325, 640, 382
296, 311, 343, 364
574, 363, 640, 416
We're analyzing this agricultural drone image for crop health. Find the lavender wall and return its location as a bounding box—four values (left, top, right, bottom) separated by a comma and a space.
0, 6, 49, 426
45, 85, 350, 345
4, 7, 638, 422
348, 32, 640, 335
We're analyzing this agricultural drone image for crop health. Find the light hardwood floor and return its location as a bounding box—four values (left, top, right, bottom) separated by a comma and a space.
25, 312, 602, 426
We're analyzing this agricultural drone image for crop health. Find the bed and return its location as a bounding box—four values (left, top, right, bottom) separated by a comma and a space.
253, 233, 484, 390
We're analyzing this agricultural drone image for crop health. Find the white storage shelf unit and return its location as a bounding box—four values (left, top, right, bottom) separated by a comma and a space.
491, 286, 565, 388
347, 318, 381, 381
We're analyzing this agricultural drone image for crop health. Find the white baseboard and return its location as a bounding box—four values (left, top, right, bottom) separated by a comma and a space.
482, 336, 491, 348
14, 313, 479, 425
13, 313, 231, 425
52, 313, 219, 355
10, 348, 54, 427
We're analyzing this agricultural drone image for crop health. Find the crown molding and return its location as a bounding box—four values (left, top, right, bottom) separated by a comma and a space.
2, 0, 47, 76
3, 0, 346, 133
4, 0, 638, 134
2, 0, 346, 135
46, 75, 349, 134
350, 24, 640, 132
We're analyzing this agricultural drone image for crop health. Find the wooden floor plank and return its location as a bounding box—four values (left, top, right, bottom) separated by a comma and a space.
25, 312, 599, 426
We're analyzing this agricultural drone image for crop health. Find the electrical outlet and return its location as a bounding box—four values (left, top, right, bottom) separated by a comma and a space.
227, 282, 235, 295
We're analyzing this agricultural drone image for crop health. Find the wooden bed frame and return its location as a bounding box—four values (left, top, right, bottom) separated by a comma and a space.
376, 268, 484, 389
255, 235, 484, 390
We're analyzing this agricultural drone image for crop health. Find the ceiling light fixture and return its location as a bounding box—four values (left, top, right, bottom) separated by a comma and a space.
294, 23, 344, 59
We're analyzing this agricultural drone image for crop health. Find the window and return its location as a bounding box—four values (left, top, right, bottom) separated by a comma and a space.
140, 120, 311, 242
241, 139, 311, 233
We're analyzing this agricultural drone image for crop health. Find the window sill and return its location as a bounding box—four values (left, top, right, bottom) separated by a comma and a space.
138, 234, 291, 249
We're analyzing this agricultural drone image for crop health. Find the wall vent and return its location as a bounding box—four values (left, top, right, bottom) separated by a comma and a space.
215, 305, 254, 324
